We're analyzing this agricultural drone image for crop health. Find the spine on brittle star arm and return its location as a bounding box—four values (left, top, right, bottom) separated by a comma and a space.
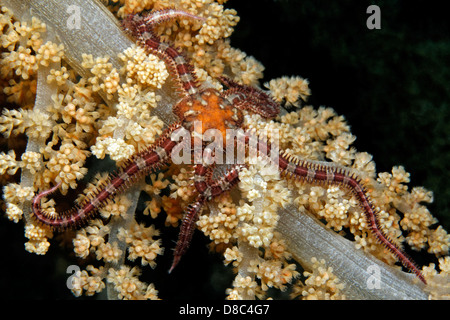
247, 134, 426, 284
142, 8, 206, 26
169, 165, 242, 273
169, 195, 205, 274
218, 76, 280, 118
193, 164, 211, 194
122, 9, 204, 97
194, 164, 243, 198
31, 123, 184, 230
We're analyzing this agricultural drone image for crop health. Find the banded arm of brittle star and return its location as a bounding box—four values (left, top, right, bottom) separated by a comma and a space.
245, 133, 426, 283
31, 122, 184, 229
25, 6, 427, 286
122, 9, 204, 98
218, 76, 280, 119
170, 164, 243, 272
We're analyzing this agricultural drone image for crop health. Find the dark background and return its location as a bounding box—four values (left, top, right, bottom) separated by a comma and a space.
1, 0, 449, 299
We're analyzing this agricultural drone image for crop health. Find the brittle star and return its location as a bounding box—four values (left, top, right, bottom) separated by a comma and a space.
31, 9, 426, 283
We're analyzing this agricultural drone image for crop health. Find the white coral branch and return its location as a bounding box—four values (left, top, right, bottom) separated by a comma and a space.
3, 0, 433, 300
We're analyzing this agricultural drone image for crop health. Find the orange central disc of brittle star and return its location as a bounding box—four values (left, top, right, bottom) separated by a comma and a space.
174, 88, 243, 143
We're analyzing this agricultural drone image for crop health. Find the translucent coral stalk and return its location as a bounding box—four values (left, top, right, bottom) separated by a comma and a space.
2, 0, 178, 124
276, 204, 428, 300
235, 241, 260, 299
104, 182, 142, 300
20, 50, 59, 223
